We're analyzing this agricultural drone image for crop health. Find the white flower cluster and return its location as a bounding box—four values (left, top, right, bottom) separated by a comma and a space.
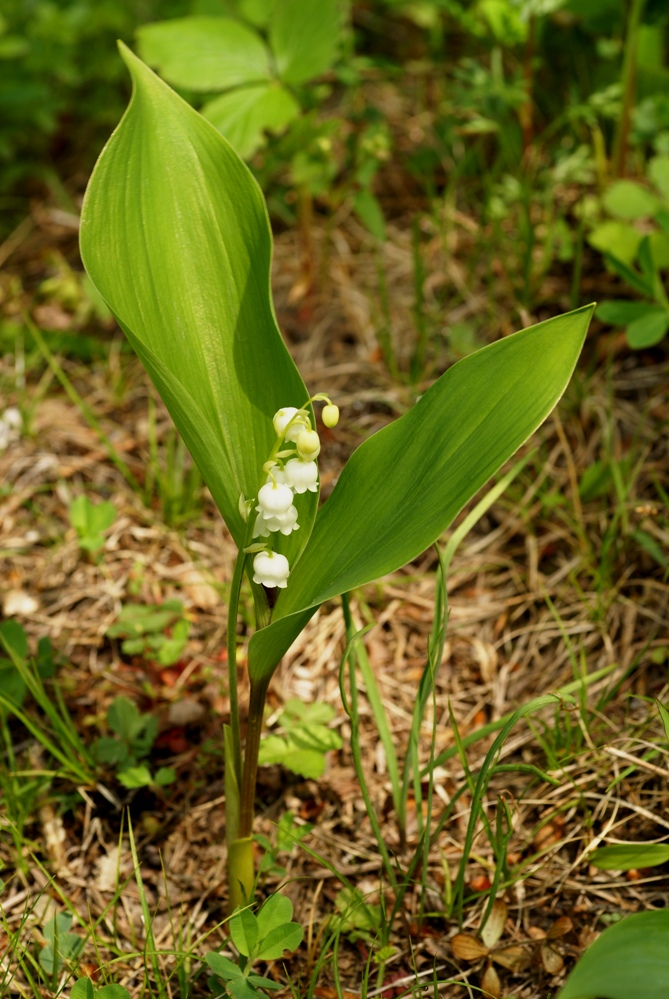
251, 401, 338, 589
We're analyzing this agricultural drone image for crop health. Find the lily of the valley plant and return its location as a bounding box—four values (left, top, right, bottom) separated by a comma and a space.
80, 44, 594, 911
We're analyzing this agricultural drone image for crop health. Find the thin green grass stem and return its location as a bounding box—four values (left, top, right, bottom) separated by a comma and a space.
339, 623, 399, 896
340, 595, 403, 836
128, 817, 168, 999
450, 693, 578, 926
424, 664, 618, 777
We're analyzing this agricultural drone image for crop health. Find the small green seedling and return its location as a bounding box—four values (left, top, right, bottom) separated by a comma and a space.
92, 695, 175, 789
70, 978, 131, 999
258, 699, 342, 779
106, 600, 189, 666
39, 913, 84, 976
206, 893, 303, 999
596, 235, 669, 348
69, 494, 117, 556
136, 0, 341, 160
0, 620, 56, 711
329, 886, 384, 950
255, 810, 313, 878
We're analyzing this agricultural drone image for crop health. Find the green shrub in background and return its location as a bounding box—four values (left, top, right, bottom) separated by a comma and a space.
0, 0, 188, 224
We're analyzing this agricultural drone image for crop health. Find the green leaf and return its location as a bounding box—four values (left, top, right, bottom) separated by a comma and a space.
0, 620, 28, 660
256, 919, 303, 959
205, 952, 242, 981
596, 301, 655, 326
136, 17, 270, 91
96, 987, 132, 999
353, 189, 386, 241
227, 979, 261, 999
70, 496, 116, 538
626, 308, 669, 348
257, 892, 293, 939
281, 747, 330, 778
230, 906, 259, 956
258, 733, 287, 765
602, 180, 661, 220
602, 252, 654, 296
558, 910, 669, 999
107, 697, 144, 741
70, 979, 95, 999
80, 46, 316, 561
153, 766, 176, 786
657, 700, 669, 741
269, 0, 340, 85
588, 222, 641, 266
648, 154, 669, 201
202, 82, 299, 158
590, 844, 669, 870
248, 305, 593, 683
118, 764, 153, 788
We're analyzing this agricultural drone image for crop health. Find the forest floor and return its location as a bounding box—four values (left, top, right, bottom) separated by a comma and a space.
0, 157, 668, 999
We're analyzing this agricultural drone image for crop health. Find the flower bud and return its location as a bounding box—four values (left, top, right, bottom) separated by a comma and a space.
296, 428, 321, 461
322, 403, 339, 428
252, 551, 290, 589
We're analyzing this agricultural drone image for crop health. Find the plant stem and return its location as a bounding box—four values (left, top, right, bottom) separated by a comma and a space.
238, 676, 270, 839
612, 0, 645, 178
227, 549, 247, 788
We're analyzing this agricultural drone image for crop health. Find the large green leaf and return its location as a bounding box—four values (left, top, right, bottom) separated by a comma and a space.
269, 0, 341, 85
80, 45, 316, 558
136, 17, 270, 91
248, 306, 593, 681
202, 82, 299, 158
558, 910, 669, 999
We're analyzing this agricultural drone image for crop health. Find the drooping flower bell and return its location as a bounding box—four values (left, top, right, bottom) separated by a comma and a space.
283, 458, 319, 494
252, 550, 290, 589
254, 480, 299, 537
273, 407, 310, 443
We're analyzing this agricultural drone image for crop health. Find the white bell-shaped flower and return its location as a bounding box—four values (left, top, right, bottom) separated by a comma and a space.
253, 503, 300, 537
296, 428, 321, 461
252, 550, 290, 589
257, 481, 293, 517
273, 407, 309, 442
284, 458, 319, 494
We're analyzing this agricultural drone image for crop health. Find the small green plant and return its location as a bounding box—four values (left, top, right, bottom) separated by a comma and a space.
0, 620, 56, 710
595, 234, 669, 348
329, 886, 385, 952
69, 493, 117, 557
136, 0, 342, 161
255, 811, 313, 879
92, 694, 175, 789
106, 600, 190, 666
39, 912, 84, 976
80, 43, 592, 912
205, 893, 303, 998
70, 978, 131, 999
258, 699, 342, 779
